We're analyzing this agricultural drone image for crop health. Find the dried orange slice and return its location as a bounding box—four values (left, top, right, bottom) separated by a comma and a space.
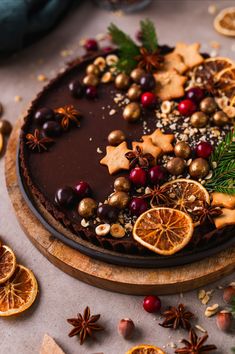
193, 57, 234, 84
0, 264, 38, 317
216, 66, 235, 98
0, 245, 16, 284
133, 207, 193, 256
214, 7, 235, 37
162, 178, 210, 225
126, 344, 166, 354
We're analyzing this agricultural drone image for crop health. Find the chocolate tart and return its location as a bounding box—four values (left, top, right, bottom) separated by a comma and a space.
19, 43, 235, 265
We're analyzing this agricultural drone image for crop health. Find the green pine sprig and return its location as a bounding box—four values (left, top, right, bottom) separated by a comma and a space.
205, 130, 235, 194
140, 19, 158, 52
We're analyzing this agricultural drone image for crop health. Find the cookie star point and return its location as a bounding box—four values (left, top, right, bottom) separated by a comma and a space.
100, 141, 130, 174
174, 42, 204, 68
146, 129, 174, 154
132, 136, 162, 163
214, 208, 235, 229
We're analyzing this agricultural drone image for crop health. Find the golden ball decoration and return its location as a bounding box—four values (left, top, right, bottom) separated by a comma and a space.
86, 64, 100, 76
108, 130, 126, 146
83, 74, 99, 86
123, 102, 141, 122
78, 198, 97, 219
174, 141, 191, 159
213, 111, 229, 127
189, 158, 210, 179
114, 176, 131, 192
166, 157, 186, 176
200, 97, 217, 114
0, 120, 12, 135
127, 84, 142, 101
130, 68, 145, 83
190, 111, 208, 128
115, 73, 131, 90
108, 191, 130, 209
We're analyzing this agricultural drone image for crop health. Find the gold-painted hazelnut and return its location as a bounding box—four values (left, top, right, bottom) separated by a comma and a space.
0, 120, 12, 135
108, 191, 130, 209
191, 111, 208, 128
78, 198, 97, 219
108, 130, 126, 146
200, 97, 217, 114
83, 74, 99, 86
115, 73, 131, 90
127, 84, 142, 101
174, 141, 191, 159
86, 64, 100, 76
166, 157, 186, 176
114, 176, 131, 192
189, 158, 209, 179
213, 111, 229, 127
123, 102, 141, 122
130, 68, 145, 83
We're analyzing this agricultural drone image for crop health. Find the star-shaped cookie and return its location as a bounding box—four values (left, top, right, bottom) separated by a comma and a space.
154, 69, 187, 101
100, 141, 131, 174
145, 129, 174, 154
132, 136, 162, 163
173, 42, 204, 68
163, 52, 188, 74
214, 208, 235, 229
212, 192, 235, 209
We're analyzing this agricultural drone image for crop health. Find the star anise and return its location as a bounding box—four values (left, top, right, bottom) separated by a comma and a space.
143, 185, 171, 207
26, 129, 54, 152
55, 104, 81, 130
67, 306, 104, 345
159, 304, 194, 330
125, 145, 154, 169
135, 47, 164, 72
194, 202, 222, 225
175, 328, 217, 353
203, 77, 219, 96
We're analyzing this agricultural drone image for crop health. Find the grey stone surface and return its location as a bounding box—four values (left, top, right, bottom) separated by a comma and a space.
0, 1, 234, 353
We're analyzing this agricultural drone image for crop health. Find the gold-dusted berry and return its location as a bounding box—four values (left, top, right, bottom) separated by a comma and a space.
130, 68, 145, 83
123, 102, 141, 122
200, 97, 217, 114
166, 157, 186, 176
114, 176, 131, 192
108, 130, 126, 146
108, 191, 129, 209
213, 111, 229, 126
78, 198, 97, 219
0, 120, 12, 135
83, 74, 99, 86
191, 111, 208, 128
115, 73, 130, 90
189, 158, 209, 179
86, 64, 100, 76
174, 141, 191, 159
127, 84, 142, 101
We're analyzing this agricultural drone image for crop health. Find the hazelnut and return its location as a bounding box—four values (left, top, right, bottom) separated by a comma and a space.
118, 318, 135, 339
223, 286, 235, 304
94, 56, 106, 71
106, 54, 119, 66
95, 223, 111, 236
216, 311, 233, 332
110, 224, 125, 238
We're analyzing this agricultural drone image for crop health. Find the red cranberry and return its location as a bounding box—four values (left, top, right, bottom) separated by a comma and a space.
143, 295, 161, 313
140, 74, 156, 91
196, 141, 213, 158
178, 99, 197, 116
69, 80, 84, 98
55, 187, 77, 208
186, 87, 205, 103
84, 39, 98, 51
42, 120, 61, 137
136, 30, 143, 42
129, 167, 147, 187
130, 197, 148, 216
34, 107, 54, 125
148, 165, 167, 185
141, 92, 156, 108
97, 204, 119, 223
102, 46, 113, 53
75, 181, 91, 199
86, 86, 97, 99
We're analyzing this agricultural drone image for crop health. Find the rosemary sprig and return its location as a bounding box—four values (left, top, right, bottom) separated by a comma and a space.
140, 19, 158, 52
205, 130, 235, 194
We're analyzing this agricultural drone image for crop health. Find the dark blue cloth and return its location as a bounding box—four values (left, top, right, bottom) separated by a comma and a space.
0, 0, 77, 54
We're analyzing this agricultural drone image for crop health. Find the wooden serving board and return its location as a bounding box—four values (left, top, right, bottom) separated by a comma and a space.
5, 118, 235, 295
